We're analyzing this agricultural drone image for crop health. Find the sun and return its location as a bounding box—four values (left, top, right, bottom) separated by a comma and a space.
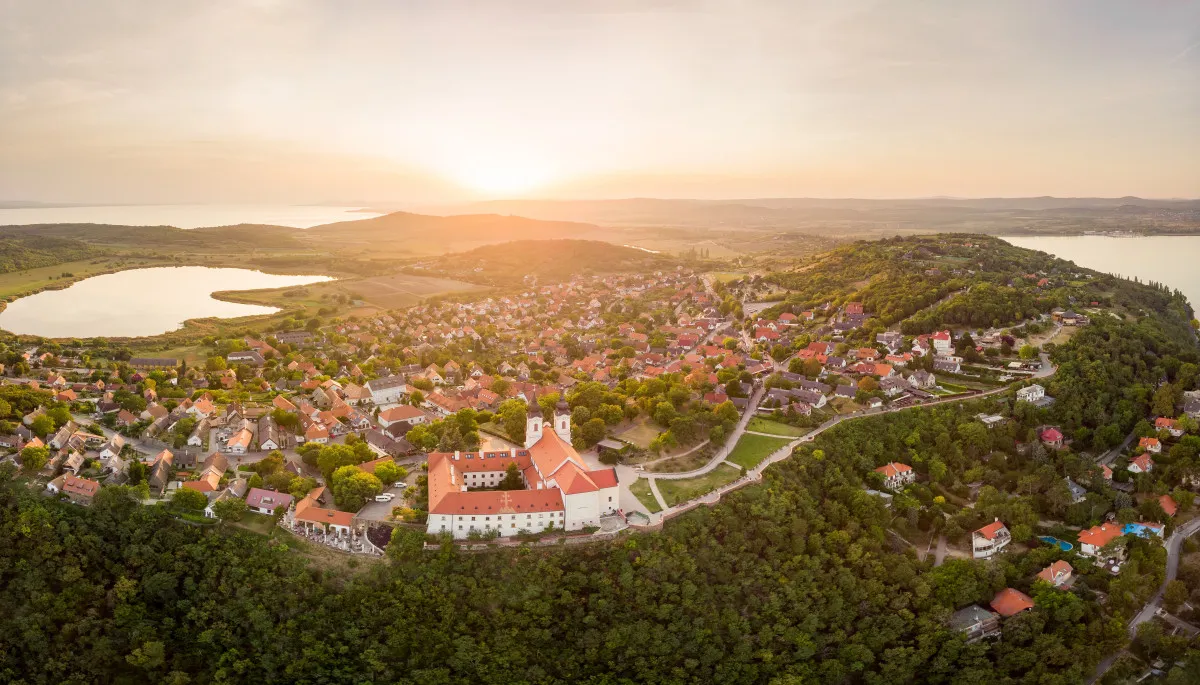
451, 158, 556, 197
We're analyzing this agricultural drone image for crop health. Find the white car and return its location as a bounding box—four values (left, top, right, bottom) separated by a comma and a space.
374, 493, 395, 503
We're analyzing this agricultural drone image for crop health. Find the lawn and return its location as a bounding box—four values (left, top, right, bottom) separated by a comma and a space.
710, 271, 748, 284
657, 464, 743, 508
746, 417, 807, 437
629, 478, 662, 513
726, 434, 792, 470
616, 419, 662, 450
231, 511, 277, 535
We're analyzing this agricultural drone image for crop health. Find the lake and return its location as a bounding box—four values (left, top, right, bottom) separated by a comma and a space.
0, 267, 332, 338
0, 204, 380, 229
1003, 235, 1200, 312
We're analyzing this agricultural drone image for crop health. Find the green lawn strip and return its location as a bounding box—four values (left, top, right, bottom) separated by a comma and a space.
746, 417, 807, 437
657, 464, 743, 508
231, 511, 278, 535
629, 478, 662, 513
726, 434, 791, 470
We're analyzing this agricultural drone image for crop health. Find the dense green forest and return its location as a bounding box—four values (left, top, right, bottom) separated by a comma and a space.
2, 239, 1200, 684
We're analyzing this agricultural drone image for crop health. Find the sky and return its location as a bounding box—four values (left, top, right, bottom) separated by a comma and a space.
1, 0, 1197, 203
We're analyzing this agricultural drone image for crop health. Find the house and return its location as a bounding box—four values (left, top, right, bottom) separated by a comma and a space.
48, 473, 102, 505
972, 520, 1011, 559
932, 356, 962, 374
879, 377, 908, 397
1160, 494, 1178, 517
909, 370, 936, 389
948, 605, 1001, 643
1128, 453, 1154, 474
148, 450, 174, 495
378, 405, 428, 429
1016, 384, 1045, 403
182, 453, 228, 493
874, 462, 915, 489
1065, 478, 1087, 504
931, 330, 953, 353
258, 415, 282, 451
99, 435, 125, 460
1155, 417, 1184, 438
1138, 437, 1162, 454
990, 588, 1034, 617
1040, 427, 1064, 449
129, 357, 177, 370
1078, 522, 1125, 558
1037, 560, 1073, 588
227, 350, 266, 367
245, 487, 294, 515
365, 429, 410, 458
223, 428, 253, 455
367, 375, 408, 405
292, 486, 356, 537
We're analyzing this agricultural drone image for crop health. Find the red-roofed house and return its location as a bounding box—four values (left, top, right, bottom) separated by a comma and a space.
990, 588, 1034, 617
1037, 560, 1073, 588
1138, 437, 1162, 454
874, 462, 915, 489
972, 520, 1011, 559
1040, 427, 1064, 449
1160, 494, 1178, 517
1129, 453, 1154, 474
1155, 417, 1184, 437
1078, 522, 1125, 558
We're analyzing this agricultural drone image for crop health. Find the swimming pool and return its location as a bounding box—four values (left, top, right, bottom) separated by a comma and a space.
1038, 536, 1074, 552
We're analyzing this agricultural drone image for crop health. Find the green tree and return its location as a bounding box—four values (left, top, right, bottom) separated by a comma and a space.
171, 487, 208, 511
211, 497, 248, 522
20, 445, 49, 472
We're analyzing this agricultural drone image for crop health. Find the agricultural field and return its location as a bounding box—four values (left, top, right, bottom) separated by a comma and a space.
726, 434, 792, 469
656, 463, 743, 507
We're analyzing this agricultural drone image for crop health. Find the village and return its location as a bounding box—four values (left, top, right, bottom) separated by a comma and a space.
4, 248, 1200, 674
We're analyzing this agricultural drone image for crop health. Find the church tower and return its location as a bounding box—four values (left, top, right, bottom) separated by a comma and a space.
553, 400, 572, 444
525, 404, 544, 449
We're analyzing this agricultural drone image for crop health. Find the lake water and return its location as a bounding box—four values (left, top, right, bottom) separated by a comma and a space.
0, 266, 332, 338
0, 204, 381, 229
1003, 235, 1200, 313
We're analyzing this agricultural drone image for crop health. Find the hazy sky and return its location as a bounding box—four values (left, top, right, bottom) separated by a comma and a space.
1, 0, 1197, 203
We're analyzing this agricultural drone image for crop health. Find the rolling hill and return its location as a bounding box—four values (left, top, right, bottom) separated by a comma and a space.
414, 239, 674, 285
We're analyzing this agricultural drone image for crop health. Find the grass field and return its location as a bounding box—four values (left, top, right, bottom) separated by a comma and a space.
616, 419, 662, 450
629, 478, 662, 513
657, 463, 743, 508
746, 417, 807, 437
0, 257, 170, 302
647, 444, 715, 473
710, 271, 748, 284
726, 434, 792, 470
219, 272, 486, 317
231, 511, 277, 535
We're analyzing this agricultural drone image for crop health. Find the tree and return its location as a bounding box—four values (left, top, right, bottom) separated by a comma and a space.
20, 445, 49, 473
498, 463, 524, 490
29, 414, 54, 438
211, 497, 248, 522
1019, 344, 1038, 360
330, 466, 382, 510
1164, 580, 1189, 612
171, 488, 208, 511
373, 461, 405, 487
205, 356, 227, 372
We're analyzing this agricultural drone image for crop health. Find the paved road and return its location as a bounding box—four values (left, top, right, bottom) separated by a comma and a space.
1098, 429, 1137, 466
649, 384, 765, 480
1089, 516, 1200, 683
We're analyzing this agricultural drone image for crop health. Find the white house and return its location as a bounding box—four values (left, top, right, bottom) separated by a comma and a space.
972, 520, 1011, 559
1016, 384, 1045, 403
377, 405, 428, 429
932, 330, 953, 354
874, 462, 916, 489
367, 375, 408, 406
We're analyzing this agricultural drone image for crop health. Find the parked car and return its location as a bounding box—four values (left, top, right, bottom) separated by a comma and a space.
374, 493, 395, 502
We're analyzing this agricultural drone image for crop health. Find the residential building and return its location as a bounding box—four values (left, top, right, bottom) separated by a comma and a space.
1016, 384, 1045, 403
948, 605, 1001, 643
1078, 522, 1125, 558
246, 487, 294, 515
1037, 560, 1073, 588
972, 520, 1011, 559
874, 462, 916, 489
1138, 437, 1162, 454
1129, 453, 1154, 474
990, 588, 1034, 617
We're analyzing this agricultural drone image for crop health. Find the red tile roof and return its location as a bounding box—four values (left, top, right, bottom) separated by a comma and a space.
990, 588, 1034, 617
975, 520, 1008, 540
1037, 560, 1072, 585
1160, 494, 1178, 517
874, 462, 912, 478
1078, 522, 1123, 548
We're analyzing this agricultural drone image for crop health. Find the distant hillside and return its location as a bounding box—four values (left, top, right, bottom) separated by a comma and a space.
0, 223, 304, 250
414, 239, 673, 285
301, 211, 601, 256
0, 234, 100, 274
416, 197, 1200, 235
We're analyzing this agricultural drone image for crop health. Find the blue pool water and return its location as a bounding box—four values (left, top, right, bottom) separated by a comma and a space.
1038, 536, 1074, 552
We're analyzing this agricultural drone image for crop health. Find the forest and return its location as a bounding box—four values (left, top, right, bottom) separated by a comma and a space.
2, 239, 1200, 684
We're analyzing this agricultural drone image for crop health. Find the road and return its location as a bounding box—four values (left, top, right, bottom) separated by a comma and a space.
1089, 515, 1200, 683
1097, 429, 1137, 466
647, 384, 765, 480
